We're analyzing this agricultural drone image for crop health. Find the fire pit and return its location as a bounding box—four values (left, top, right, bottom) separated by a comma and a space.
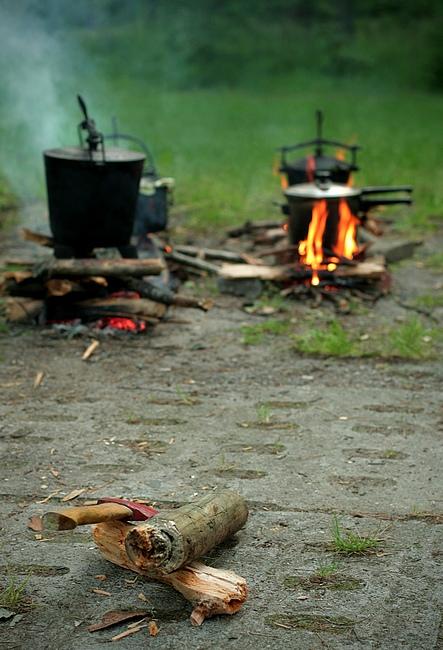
278, 111, 413, 286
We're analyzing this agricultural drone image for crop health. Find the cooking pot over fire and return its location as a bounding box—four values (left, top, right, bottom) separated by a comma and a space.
284, 172, 413, 247
44, 96, 145, 258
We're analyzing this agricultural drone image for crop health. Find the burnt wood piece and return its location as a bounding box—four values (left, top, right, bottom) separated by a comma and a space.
164, 250, 220, 274
125, 490, 248, 574
33, 258, 165, 279
74, 297, 167, 319
227, 220, 284, 237
92, 520, 248, 626
124, 278, 213, 311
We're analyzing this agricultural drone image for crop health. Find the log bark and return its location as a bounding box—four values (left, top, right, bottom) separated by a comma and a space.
92, 520, 248, 626
34, 258, 165, 279
125, 490, 248, 574
74, 297, 167, 319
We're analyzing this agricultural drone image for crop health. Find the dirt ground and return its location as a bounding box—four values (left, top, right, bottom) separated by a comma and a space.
0, 208, 442, 649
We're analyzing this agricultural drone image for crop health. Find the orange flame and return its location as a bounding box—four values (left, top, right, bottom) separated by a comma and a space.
280, 174, 288, 190
298, 198, 360, 285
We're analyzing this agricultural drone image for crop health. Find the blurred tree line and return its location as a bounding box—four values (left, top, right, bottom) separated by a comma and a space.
2, 0, 443, 90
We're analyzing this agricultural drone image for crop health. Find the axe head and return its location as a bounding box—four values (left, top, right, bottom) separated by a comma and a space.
97, 497, 158, 521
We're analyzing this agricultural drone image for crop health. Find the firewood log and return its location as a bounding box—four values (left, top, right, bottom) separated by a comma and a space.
125, 490, 248, 574
34, 258, 165, 279
92, 520, 248, 626
5, 297, 44, 322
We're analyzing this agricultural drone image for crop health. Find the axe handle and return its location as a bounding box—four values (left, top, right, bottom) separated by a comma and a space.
42, 503, 134, 531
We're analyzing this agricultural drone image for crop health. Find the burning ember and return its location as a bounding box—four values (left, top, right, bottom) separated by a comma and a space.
95, 317, 146, 332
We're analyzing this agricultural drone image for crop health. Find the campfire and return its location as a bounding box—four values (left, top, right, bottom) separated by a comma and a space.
1, 96, 211, 332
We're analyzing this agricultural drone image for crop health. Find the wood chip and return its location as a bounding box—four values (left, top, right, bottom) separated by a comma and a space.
82, 340, 100, 361
95, 575, 107, 581
111, 625, 146, 641
33, 371, 44, 388
27, 515, 43, 531
62, 487, 88, 502
149, 621, 159, 636
36, 489, 61, 504
49, 467, 60, 478
91, 588, 111, 596
88, 610, 149, 632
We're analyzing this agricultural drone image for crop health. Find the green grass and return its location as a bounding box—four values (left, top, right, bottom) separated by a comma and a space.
387, 317, 436, 359
331, 516, 381, 555
294, 320, 355, 357
0, 572, 31, 610
413, 293, 443, 309
241, 318, 290, 345
423, 253, 443, 271
256, 403, 272, 423
315, 561, 340, 578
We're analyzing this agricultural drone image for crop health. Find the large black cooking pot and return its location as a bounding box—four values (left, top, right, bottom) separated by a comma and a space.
44, 146, 145, 252
284, 177, 413, 246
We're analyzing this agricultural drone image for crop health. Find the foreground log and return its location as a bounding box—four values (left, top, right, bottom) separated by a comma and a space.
125, 490, 248, 574
93, 520, 248, 626
33, 258, 165, 279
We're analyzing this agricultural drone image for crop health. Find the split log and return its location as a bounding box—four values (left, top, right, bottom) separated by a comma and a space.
335, 259, 386, 279
220, 263, 292, 281
74, 297, 167, 319
33, 258, 165, 279
92, 520, 248, 626
45, 279, 81, 297
164, 250, 220, 274
5, 297, 44, 322
124, 278, 213, 311
125, 490, 248, 574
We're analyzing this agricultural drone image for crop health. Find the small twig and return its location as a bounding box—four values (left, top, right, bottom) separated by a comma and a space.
82, 340, 100, 361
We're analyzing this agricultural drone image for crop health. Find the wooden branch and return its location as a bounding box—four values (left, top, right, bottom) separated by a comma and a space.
174, 245, 247, 264
92, 520, 248, 626
227, 219, 283, 237
125, 491, 248, 574
164, 251, 220, 274
124, 278, 213, 311
33, 258, 165, 279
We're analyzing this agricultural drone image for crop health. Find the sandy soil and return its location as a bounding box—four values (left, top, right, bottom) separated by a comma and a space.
0, 210, 442, 649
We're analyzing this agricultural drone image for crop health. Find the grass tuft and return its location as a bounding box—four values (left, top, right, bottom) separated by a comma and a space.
387, 317, 435, 359
0, 572, 31, 610
294, 320, 355, 357
330, 516, 381, 555
315, 561, 340, 578
241, 319, 290, 345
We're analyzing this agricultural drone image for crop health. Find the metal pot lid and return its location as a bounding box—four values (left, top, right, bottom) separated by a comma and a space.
44, 146, 145, 163
284, 181, 361, 200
